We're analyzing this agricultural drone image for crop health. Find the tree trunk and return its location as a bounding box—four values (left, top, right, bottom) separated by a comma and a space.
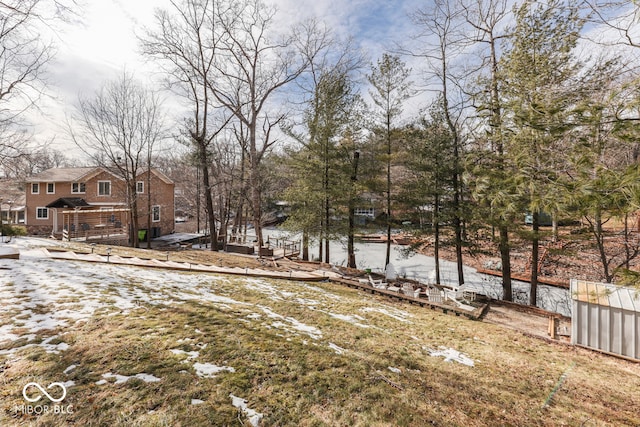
530, 211, 539, 306
323, 145, 330, 264
348, 201, 356, 268
499, 225, 513, 301
318, 221, 323, 262
452, 145, 464, 286
385, 116, 392, 269
147, 168, 152, 250
302, 229, 309, 261
324, 199, 331, 263
249, 164, 263, 249
248, 115, 263, 249
199, 145, 218, 251
434, 194, 441, 284
130, 182, 140, 248
591, 210, 612, 283
624, 213, 630, 270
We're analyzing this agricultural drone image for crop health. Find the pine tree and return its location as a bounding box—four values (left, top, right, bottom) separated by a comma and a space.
283, 67, 364, 264
368, 54, 412, 271
400, 102, 457, 284
500, 0, 585, 305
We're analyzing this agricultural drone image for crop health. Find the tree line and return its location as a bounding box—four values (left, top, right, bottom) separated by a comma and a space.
2, 0, 640, 306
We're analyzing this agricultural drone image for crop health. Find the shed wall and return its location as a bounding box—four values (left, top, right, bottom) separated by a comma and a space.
571, 279, 639, 360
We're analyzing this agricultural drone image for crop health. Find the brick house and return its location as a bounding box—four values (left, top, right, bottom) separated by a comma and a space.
24, 167, 175, 240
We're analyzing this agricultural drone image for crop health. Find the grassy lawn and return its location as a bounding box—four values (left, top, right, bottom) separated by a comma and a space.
1, 251, 639, 426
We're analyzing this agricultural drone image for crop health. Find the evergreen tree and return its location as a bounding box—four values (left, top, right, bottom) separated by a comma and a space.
368, 54, 412, 271
500, 0, 584, 305
283, 67, 364, 264
400, 103, 457, 284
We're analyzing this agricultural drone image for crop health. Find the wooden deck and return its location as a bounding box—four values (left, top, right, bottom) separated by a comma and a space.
330, 276, 489, 320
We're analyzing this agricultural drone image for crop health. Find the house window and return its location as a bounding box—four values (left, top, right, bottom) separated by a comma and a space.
354, 208, 375, 217
72, 182, 86, 193
46, 183, 55, 194
31, 183, 39, 194
136, 181, 144, 194
152, 205, 160, 222
36, 207, 49, 219
98, 181, 111, 196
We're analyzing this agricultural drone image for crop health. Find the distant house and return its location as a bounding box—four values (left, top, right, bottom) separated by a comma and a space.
0, 179, 26, 225
24, 167, 175, 240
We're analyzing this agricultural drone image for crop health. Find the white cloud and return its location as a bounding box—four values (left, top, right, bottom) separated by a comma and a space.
25, 0, 426, 156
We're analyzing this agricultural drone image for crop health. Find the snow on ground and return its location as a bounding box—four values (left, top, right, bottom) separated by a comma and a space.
360, 306, 413, 323
0, 237, 486, 423
426, 346, 475, 367
263, 228, 572, 316
1, 237, 432, 366
95, 372, 161, 385
193, 363, 236, 378
328, 342, 346, 355
230, 394, 264, 427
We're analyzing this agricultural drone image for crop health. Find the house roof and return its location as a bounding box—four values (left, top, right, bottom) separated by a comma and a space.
46, 197, 91, 208
145, 168, 174, 185
25, 167, 174, 185
25, 167, 97, 183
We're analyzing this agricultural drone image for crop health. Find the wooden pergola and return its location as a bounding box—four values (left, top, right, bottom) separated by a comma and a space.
61, 208, 130, 241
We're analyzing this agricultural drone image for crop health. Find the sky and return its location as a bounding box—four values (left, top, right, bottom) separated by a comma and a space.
25, 0, 640, 159
31, 0, 424, 156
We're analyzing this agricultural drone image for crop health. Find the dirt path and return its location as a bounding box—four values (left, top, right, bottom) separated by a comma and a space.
483, 302, 572, 342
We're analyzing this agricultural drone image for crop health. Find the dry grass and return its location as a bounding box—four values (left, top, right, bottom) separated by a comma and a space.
1, 243, 639, 426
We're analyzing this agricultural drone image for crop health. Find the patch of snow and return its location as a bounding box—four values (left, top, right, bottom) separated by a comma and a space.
99, 372, 130, 384
361, 306, 412, 323
328, 342, 346, 355
134, 373, 161, 383
294, 297, 320, 307
426, 346, 475, 367
193, 362, 235, 378
97, 372, 161, 384
230, 394, 263, 427
324, 311, 369, 328
63, 364, 77, 374
191, 399, 205, 405
41, 336, 70, 354
259, 306, 322, 339
0, 324, 21, 342
388, 366, 401, 373
170, 349, 199, 360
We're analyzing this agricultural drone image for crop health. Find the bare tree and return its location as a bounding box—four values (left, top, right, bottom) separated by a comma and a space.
209, 0, 325, 249
141, 0, 231, 250
0, 0, 78, 169
583, 1, 640, 48
69, 72, 165, 248
1, 144, 70, 178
